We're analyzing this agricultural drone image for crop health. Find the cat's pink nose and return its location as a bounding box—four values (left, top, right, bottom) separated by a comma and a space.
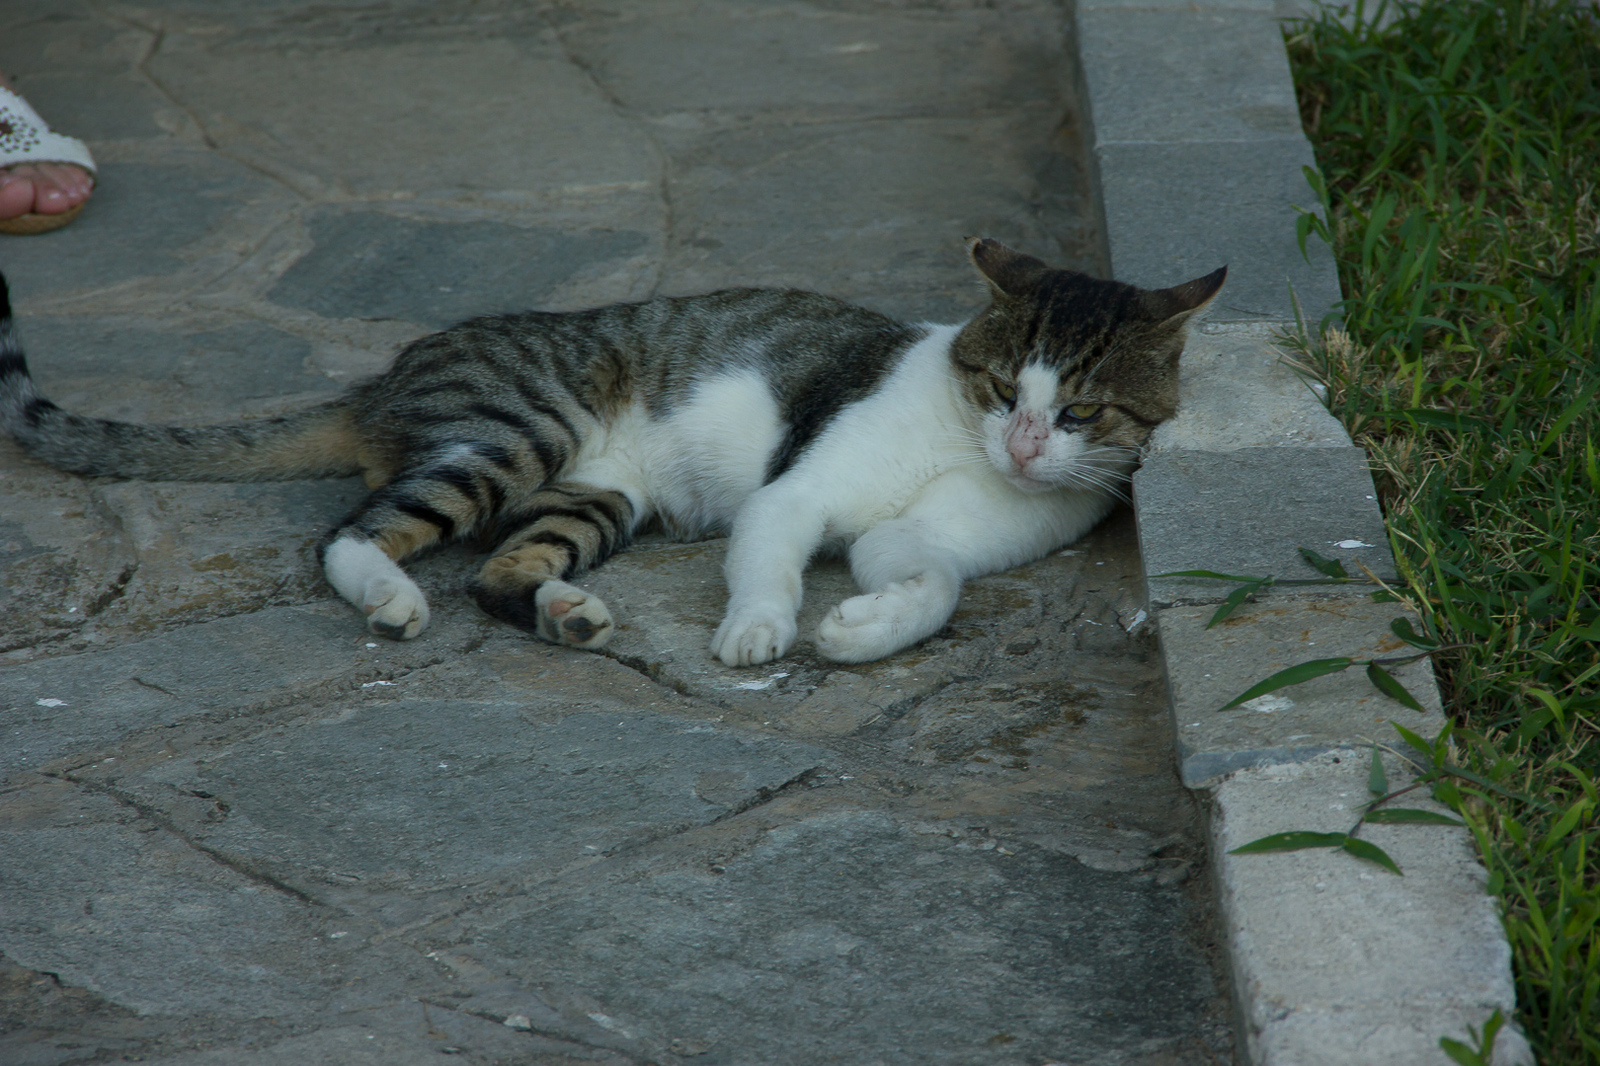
1006, 412, 1049, 467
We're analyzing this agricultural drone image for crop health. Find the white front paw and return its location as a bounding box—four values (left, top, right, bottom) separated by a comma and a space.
363, 577, 430, 640
710, 607, 797, 667
815, 592, 900, 663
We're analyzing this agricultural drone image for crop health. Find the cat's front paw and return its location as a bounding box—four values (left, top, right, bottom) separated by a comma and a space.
815, 580, 934, 663
363, 577, 430, 640
710, 607, 797, 667
534, 581, 614, 650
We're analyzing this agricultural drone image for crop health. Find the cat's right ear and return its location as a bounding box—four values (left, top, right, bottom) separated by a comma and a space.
1142, 266, 1228, 323
966, 237, 1050, 299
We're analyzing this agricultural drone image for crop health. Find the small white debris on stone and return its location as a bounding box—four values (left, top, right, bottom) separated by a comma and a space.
329, 931, 349, 939
365, 642, 377, 648
735, 678, 774, 690
587, 1012, 632, 1037
1240, 693, 1295, 714
35, 698, 66, 707
1334, 539, 1373, 549
504, 1014, 533, 1031
361, 680, 396, 688
1124, 608, 1148, 632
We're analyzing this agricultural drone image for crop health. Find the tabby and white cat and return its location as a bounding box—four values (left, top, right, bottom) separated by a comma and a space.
0, 240, 1222, 665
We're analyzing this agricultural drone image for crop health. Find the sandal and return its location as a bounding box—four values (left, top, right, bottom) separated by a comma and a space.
0, 84, 96, 236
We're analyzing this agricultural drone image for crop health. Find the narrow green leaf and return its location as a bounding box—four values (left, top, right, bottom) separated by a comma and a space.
1367, 661, 1425, 711
1341, 836, 1403, 875
1389, 617, 1438, 649
1229, 831, 1347, 855
1297, 546, 1349, 579
1368, 744, 1388, 797
1381, 409, 1495, 434
1218, 658, 1354, 710
1390, 721, 1437, 763
1207, 580, 1266, 629
1438, 1038, 1483, 1066
1150, 569, 1265, 582
1364, 808, 1466, 826
1536, 377, 1600, 455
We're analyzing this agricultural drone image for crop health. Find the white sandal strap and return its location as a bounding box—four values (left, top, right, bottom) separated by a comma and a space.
0, 85, 96, 175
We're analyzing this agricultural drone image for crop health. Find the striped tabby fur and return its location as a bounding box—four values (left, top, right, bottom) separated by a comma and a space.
0, 240, 1223, 665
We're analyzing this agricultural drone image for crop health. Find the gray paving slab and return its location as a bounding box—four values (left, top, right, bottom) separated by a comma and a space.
1134, 446, 1396, 607
269, 209, 651, 329
1077, 7, 1305, 144
1213, 752, 1533, 1065
1147, 325, 1350, 453
81, 700, 828, 895
1154, 595, 1445, 788
1095, 139, 1341, 325
0, 2, 1233, 1062
467, 808, 1222, 1066
1, 779, 346, 1019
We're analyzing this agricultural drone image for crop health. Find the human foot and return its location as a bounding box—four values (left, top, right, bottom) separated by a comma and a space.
0, 72, 95, 235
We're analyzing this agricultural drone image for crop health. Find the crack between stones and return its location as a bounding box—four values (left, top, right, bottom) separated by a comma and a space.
58, 773, 329, 908
417, 997, 656, 1065
594, 647, 734, 710
850, 676, 962, 740
539, 9, 674, 300
119, 15, 321, 203
704, 765, 823, 827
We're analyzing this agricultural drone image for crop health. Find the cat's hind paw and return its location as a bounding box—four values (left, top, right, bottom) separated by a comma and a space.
534, 581, 615, 650
323, 538, 431, 640
710, 607, 797, 667
363, 577, 430, 640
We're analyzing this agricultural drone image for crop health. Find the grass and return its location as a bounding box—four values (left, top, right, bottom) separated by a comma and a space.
1282, 1, 1600, 1060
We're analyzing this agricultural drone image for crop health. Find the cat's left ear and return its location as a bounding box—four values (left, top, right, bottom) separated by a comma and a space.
966, 237, 1051, 298
1142, 266, 1227, 323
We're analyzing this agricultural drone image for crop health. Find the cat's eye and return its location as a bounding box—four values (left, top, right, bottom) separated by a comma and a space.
991, 378, 1016, 405
1060, 403, 1103, 423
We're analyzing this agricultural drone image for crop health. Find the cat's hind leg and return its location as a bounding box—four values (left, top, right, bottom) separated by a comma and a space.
815, 518, 962, 663
321, 449, 516, 639
468, 482, 636, 650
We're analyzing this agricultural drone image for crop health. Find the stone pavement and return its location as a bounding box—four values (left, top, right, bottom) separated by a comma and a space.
0, 2, 1234, 1064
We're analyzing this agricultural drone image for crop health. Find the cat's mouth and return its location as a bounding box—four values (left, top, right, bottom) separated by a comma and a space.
1001, 468, 1060, 494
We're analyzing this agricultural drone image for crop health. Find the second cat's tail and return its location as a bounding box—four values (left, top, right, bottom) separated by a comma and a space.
0, 275, 363, 482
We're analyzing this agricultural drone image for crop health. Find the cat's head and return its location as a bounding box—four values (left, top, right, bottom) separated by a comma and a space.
951, 238, 1224, 494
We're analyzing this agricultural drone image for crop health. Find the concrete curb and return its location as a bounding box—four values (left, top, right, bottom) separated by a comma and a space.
1069, 1, 1534, 1062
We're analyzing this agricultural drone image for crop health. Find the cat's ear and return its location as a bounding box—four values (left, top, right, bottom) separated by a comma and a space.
966, 237, 1050, 298
1141, 266, 1227, 323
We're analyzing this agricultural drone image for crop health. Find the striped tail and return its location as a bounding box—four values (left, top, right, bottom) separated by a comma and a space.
0, 274, 363, 482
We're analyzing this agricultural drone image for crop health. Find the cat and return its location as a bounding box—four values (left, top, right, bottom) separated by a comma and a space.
0, 239, 1223, 666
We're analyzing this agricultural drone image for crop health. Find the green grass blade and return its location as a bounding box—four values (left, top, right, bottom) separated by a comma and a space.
1364, 808, 1466, 826
1230, 831, 1348, 854
1149, 569, 1266, 582
1390, 617, 1440, 649
1341, 836, 1404, 875
1369, 743, 1389, 797
1298, 546, 1350, 579
1218, 658, 1355, 710
1367, 661, 1425, 711
1207, 580, 1268, 628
